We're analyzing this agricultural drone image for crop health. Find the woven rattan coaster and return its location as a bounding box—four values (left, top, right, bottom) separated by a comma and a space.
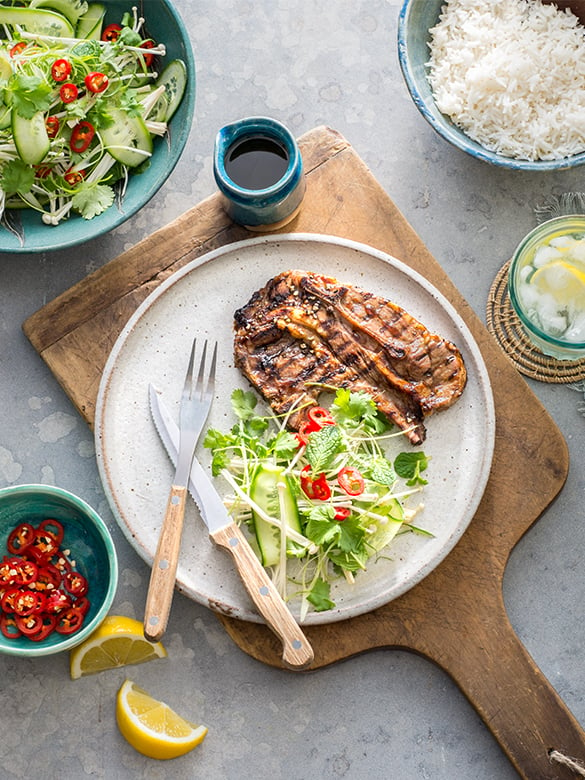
486, 260, 585, 383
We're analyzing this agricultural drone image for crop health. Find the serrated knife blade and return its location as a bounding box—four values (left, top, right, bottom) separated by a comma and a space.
148, 384, 314, 670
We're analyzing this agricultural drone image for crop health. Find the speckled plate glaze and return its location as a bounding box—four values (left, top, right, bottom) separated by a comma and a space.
95, 234, 495, 625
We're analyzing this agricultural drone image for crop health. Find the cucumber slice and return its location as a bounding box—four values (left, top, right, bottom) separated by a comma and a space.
100, 109, 153, 167
12, 110, 50, 165
250, 464, 302, 567
154, 59, 188, 122
0, 103, 11, 130
75, 2, 105, 40
364, 497, 404, 552
0, 7, 74, 37
29, 0, 88, 27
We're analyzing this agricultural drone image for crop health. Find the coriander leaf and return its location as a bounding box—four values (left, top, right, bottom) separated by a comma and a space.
305, 423, 342, 473
0, 159, 34, 195
10, 74, 52, 118
305, 506, 341, 546
72, 183, 115, 219
271, 430, 299, 458
331, 388, 390, 434
329, 546, 369, 572
335, 516, 367, 554
231, 388, 258, 421
394, 451, 429, 486
307, 578, 335, 612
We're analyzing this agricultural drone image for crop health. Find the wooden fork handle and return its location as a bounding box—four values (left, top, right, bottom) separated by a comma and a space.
144, 484, 187, 642
210, 520, 314, 670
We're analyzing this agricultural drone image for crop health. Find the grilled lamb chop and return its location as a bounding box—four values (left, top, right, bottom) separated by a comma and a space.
233, 270, 467, 445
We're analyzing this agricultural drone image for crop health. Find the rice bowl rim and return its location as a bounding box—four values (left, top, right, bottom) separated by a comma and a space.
397, 0, 585, 171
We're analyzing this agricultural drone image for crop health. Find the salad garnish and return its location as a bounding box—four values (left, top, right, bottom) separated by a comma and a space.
0, 3, 187, 229
204, 387, 431, 618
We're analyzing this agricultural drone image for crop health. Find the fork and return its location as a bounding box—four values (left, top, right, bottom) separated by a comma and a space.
144, 337, 217, 642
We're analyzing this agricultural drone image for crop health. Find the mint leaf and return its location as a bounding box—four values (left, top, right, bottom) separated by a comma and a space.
305, 424, 342, 473
306, 578, 335, 612
394, 451, 429, 486
0, 159, 34, 195
367, 455, 396, 487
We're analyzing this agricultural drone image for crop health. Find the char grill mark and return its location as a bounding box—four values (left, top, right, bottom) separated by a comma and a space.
233, 270, 467, 445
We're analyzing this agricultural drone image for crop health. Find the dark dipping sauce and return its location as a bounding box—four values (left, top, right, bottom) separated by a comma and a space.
225, 134, 289, 190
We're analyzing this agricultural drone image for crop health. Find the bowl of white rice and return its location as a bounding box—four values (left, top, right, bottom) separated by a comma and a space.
398, 0, 585, 170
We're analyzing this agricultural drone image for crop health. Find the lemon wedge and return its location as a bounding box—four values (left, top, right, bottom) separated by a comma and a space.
69, 616, 167, 679
531, 259, 585, 306
116, 679, 208, 760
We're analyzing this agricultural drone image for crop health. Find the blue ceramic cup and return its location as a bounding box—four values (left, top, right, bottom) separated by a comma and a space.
213, 117, 305, 231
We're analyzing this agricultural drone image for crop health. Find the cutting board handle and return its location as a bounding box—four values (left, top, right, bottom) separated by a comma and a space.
419, 593, 585, 779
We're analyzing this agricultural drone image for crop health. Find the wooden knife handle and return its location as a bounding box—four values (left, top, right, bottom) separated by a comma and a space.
210, 521, 314, 670
143, 484, 187, 642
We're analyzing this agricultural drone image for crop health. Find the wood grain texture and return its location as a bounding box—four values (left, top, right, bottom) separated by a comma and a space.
23, 126, 584, 777
211, 521, 314, 670
143, 484, 187, 642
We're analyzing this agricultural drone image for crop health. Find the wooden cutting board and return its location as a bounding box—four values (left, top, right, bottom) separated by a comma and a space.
23, 126, 585, 779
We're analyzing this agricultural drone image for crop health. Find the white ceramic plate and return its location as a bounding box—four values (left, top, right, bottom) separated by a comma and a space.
95, 234, 495, 625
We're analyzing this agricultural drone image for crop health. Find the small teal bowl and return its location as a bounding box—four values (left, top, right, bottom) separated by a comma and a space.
213, 116, 305, 230
0, 485, 118, 657
0, 0, 196, 253
398, 0, 585, 171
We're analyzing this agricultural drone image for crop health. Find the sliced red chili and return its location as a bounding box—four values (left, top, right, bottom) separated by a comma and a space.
334, 507, 351, 522
59, 82, 78, 103
69, 120, 95, 153
28, 530, 60, 563
0, 613, 21, 639
51, 58, 72, 82
296, 421, 316, 448
101, 23, 122, 42
15, 613, 44, 636
9, 41, 27, 57
63, 169, 85, 186
44, 589, 72, 614
13, 589, 45, 617
13, 559, 38, 587
337, 467, 365, 496
75, 596, 91, 616
45, 115, 60, 139
139, 39, 156, 67
28, 614, 57, 642
7, 523, 34, 554
55, 606, 85, 634
38, 519, 64, 545
34, 564, 62, 592
64, 571, 88, 597
1, 587, 21, 613
307, 407, 335, 427
299, 465, 331, 500
84, 71, 109, 94
0, 558, 17, 584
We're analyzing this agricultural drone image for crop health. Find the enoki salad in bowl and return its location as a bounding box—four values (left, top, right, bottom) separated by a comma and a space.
0, 2, 187, 227
204, 388, 431, 619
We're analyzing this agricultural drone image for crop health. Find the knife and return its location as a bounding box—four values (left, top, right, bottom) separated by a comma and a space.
149, 384, 314, 670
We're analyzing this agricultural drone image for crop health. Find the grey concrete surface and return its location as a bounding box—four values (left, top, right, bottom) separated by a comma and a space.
0, 1, 583, 778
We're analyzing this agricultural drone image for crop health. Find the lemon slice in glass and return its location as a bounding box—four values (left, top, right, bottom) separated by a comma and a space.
116, 679, 208, 760
69, 616, 167, 679
531, 259, 585, 306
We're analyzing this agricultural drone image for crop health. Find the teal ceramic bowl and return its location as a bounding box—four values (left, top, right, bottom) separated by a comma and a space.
0, 485, 118, 657
0, 0, 196, 253
397, 0, 585, 171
